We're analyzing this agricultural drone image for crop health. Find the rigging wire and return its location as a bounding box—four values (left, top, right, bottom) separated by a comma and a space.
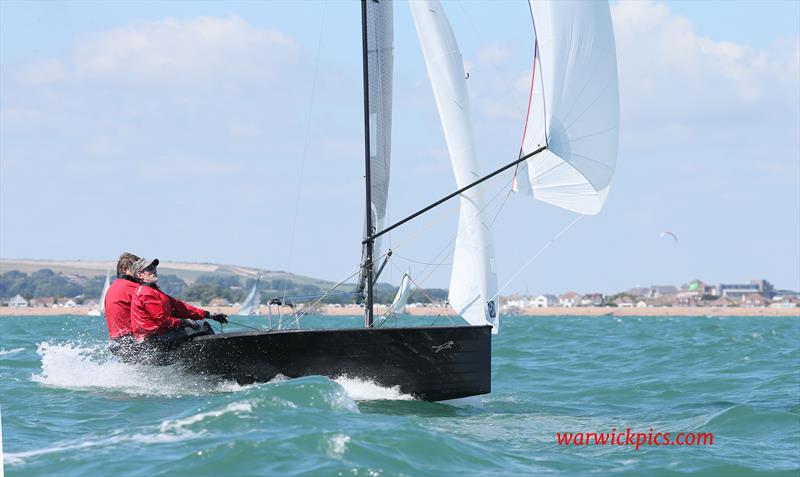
402, 174, 515, 290
488, 214, 585, 304
267, 263, 367, 331
375, 174, 516, 326
281, 1, 328, 303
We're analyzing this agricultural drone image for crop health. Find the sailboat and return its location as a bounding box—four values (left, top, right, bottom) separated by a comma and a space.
162, 0, 619, 401
235, 275, 261, 316
388, 272, 412, 315
87, 271, 111, 317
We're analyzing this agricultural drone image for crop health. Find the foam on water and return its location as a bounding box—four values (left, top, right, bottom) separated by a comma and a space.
4, 421, 207, 466
29, 341, 407, 405
0, 347, 25, 356
325, 434, 351, 459
333, 375, 414, 401
31, 341, 250, 396
159, 401, 254, 433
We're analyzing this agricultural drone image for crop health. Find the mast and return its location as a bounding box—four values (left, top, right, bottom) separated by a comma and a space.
360, 0, 375, 327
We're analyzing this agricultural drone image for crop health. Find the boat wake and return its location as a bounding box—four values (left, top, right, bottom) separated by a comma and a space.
333, 375, 414, 401
31, 341, 251, 396
30, 341, 415, 402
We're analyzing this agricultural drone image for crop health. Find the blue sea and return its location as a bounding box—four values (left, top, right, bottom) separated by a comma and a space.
1, 314, 798, 476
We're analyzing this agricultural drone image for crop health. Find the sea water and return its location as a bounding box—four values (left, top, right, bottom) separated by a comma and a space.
1, 314, 798, 476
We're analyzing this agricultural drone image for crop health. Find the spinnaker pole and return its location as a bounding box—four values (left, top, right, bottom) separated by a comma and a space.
365, 145, 547, 244
360, 0, 375, 328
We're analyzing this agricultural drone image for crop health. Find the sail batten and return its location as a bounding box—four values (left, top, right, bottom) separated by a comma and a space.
410, 0, 500, 333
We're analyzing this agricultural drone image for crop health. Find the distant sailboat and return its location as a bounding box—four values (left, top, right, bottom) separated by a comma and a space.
388, 271, 412, 315
147, 0, 619, 401
87, 271, 111, 316
235, 276, 261, 316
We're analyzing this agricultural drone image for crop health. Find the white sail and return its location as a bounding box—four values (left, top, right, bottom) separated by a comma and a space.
236, 276, 260, 316
91, 270, 111, 316
409, 0, 500, 333
359, 0, 394, 295
389, 272, 413, 314
516, 0, 619, 215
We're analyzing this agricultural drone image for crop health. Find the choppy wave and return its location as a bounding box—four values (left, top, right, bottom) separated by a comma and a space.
3, 315, 798, 476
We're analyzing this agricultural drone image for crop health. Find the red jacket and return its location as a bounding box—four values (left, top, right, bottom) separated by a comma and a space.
104, 276, 140, 339
130, 283, 207, 341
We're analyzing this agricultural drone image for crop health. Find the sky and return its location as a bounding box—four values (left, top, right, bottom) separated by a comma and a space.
1, 0, 798, 295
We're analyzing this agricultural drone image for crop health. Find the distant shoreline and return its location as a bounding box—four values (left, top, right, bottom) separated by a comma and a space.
1, 305, 797, 317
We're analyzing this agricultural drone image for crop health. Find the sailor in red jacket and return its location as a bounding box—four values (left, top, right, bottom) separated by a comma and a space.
129, 258, 228, 346
104, 252, 141, 341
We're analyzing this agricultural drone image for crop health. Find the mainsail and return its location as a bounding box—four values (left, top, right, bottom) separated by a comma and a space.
388, 271, 412, 315
98, 270, 111, 315
358, 0, 394, 297
515, 0, 619, 215
409, 0, 500, 333
236, 276, 261, 316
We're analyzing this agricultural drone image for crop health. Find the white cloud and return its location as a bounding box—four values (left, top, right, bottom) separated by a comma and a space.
16, 59, 68, 85
611, 0, 799, 126
16, 16, 299, 88
461, 1, 798, 131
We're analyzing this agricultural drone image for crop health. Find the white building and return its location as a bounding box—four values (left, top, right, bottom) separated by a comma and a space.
559, 292, 580, 308
8, 294, 28, 307
531, 295, 558, 308
503, 294, 530, 310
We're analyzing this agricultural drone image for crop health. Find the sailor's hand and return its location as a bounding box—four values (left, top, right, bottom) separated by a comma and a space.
209, 313, 228, 324
181, 318, 202, 330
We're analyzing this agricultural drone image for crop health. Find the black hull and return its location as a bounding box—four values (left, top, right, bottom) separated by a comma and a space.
172, 325, 491, 401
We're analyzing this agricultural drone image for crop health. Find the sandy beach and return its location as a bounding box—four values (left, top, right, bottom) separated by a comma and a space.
2, 305, 797, 317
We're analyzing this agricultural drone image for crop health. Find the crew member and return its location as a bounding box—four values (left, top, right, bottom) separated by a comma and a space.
104, 252, 141, 353
129, 258, 228, 349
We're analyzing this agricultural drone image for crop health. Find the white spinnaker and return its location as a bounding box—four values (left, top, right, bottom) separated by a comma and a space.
99, 271, 111, 315
409, 0, 500, 332
516, 0, 619, 215
389, 272, 413, 314
236, 277, 260, 316
359, 0, 394, 293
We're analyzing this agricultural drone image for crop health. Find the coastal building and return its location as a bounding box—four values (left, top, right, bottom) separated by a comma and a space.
649, 286, 678, 298
718, 279, 774, 299
770, 296, 799, 308
614, 296, 634, 308
208, 298, 232, 307
676, 291, 703, 306
55, 298, 77, 308
741, 293, 768, 308
579, 293, 604, 306
654, 295, 680, 307
531, 295, 557, 308
29, 297, 56, 307
559, 292, 580, 308
8, 294, 28, 308
708, 296, 736, 307
503, 294, 530, 310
